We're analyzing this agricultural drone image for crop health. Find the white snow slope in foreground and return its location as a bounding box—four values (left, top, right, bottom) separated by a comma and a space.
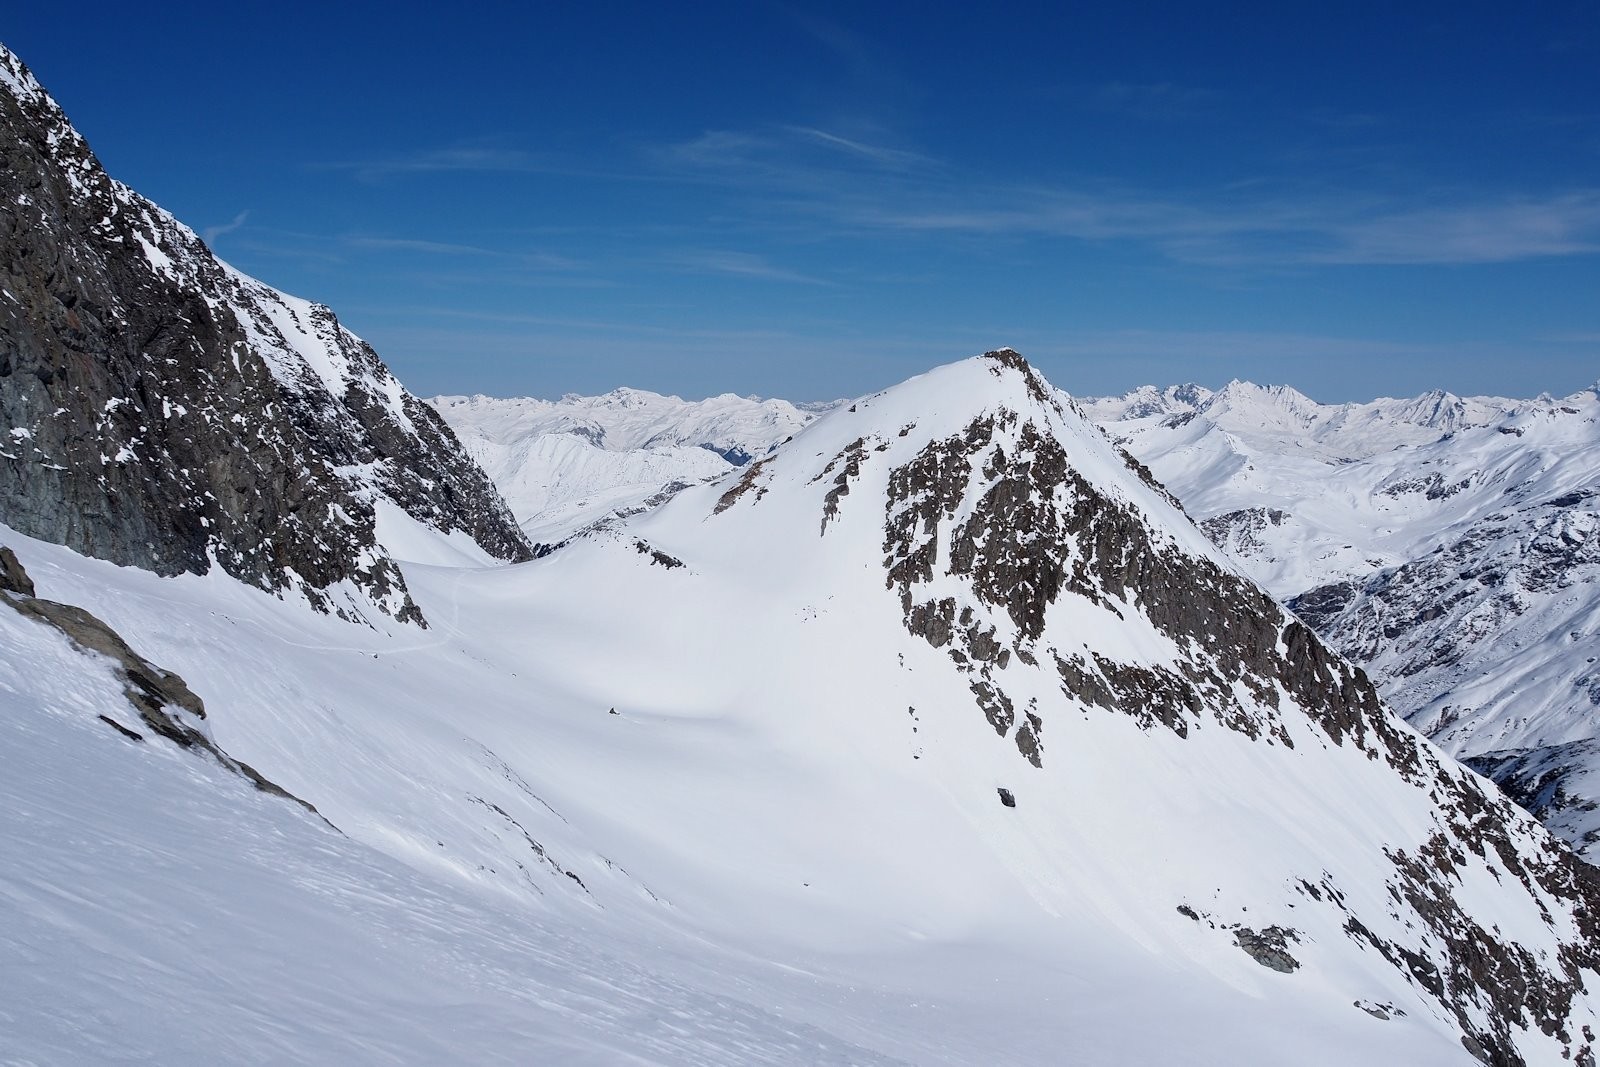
1084, 379, 1600, 856
7, 354, 1599, 1065
431, 389, 835, 544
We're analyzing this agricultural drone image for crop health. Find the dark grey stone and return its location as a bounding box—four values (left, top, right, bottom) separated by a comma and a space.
1233, 925, 1300, 974
1, 544, 324, 819
0, 544, 34, 596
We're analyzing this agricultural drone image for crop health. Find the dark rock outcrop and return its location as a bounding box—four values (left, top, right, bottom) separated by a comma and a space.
0, 543, 33, 595
633, 539, 685, 569
1234, 925, 1300, 973
882, 370, 1402, 766
1, 544, 322, 817
0, 45, 530, 625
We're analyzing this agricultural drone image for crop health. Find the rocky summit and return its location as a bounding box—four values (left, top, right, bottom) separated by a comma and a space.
0, 45, 529, 625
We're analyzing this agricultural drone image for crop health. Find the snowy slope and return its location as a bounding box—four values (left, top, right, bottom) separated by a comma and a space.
0, 591, 911, 1066
9, 352, 1600, 1064
1086, 379, 1600, 858
431, 390, 835, 544
0, 593, 1475, 1067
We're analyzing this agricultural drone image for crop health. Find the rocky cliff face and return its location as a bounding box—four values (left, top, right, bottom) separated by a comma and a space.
0, 45, 529, 624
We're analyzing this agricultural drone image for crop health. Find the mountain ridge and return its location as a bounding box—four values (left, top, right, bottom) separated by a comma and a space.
0, 42, 529, 625
457, 349, 1600, 1063
447, 370, 1600, 871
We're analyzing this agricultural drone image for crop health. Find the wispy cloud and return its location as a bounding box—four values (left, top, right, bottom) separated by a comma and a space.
655, 129, 769, 172
342, 235, 506, 257
1052, 327, 1450, 364
340, 235, 584, 270
313, 144, 639, 184
648, 124, 1600, 267
317, 146, 544, 181
664, 249, 829, 285
784, 126, 932, 169
1299, 193, 1600, 264
853, 186, 1226, 243
870, 187, 1600, 266
653, 124, 926, 184
773, 3, 876, 70
228, 226, 588, 276
202, 210, 249, 246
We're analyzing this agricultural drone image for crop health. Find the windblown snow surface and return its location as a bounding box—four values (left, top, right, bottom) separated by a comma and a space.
8, 356, 1600, 1065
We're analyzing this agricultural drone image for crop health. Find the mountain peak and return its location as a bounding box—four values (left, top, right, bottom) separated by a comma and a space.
557, 350, 1600, 1061
0, 44, 61, 122
1211, 379, 1319, 410
1078, 382, 1213, 421
0, 42, 40, 100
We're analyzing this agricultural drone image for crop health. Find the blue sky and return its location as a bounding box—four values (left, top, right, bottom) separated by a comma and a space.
7, 3, 1600, 402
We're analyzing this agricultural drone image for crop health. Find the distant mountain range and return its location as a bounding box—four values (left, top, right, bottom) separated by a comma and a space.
1082, 378, 1600, 859
431, 389, 837, 545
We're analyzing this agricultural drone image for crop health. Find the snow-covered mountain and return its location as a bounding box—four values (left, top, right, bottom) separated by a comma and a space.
11, 347, 1600, 1063
1078, 379, 1593, 595
9, 36, 1600, 1064
431, 389, 837, 545
0, 44, 529, 626
1084, 379, 1600, 857
435, 373, 1600, 868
